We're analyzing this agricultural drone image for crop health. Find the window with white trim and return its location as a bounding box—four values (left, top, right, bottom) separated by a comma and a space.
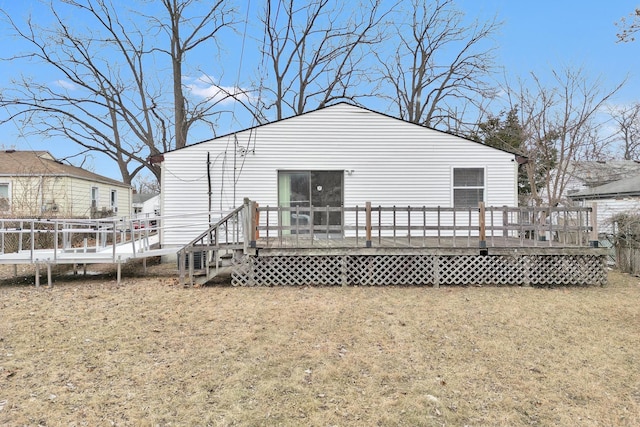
110, 190, 118, 213
453, 168, 484, 208
0, 183, 9, 211
91, 187, 99, 208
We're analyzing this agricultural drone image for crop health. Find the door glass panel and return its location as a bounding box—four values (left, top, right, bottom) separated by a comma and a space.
288, 173, 310, 209
278, 172, 310, 234
311, 171, 343, 234
278, 171, 343, 236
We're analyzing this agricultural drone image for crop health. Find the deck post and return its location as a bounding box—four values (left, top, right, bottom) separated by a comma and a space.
522, 255, 531, 287
244, 198, 256, 248
479, 202, 487, 253
117, 256, 122, 284
19, 221, 24, 252
589, 203, 598, 247
407, 206, 411, 245
254, 202, 260, 242
433, 256, 439, 288
53, 221, 58, 262
30, 224, 34, 260
547, 207, 553, 247
186, 250, 192, 286
47, 263, 52, 287
365, 202, 372, 248
248, 200, 256, 247
35, 263, 40, 288
326, 205, 330, 239
178, 249, 185, 284
111, 221, 118, 259
502, 207, 509, 239
341, 255, 348, 287
248, 257, 255, 286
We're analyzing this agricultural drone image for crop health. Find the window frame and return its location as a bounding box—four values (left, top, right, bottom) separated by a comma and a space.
452, 167, 485, 208
91, 186, 99, 208
0, 182, 10, 212
110, 189, 118, 213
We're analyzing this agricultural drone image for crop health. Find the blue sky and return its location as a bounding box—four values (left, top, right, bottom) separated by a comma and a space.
0, 0, 638, 181
467, 0, 638, 104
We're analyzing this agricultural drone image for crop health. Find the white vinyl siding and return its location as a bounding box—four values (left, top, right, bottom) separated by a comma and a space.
0, 174, 131, 218
161, 104, 518, 246
574, 198, 640, 235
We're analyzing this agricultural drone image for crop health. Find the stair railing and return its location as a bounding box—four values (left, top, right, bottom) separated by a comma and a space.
177, 201, 252, 285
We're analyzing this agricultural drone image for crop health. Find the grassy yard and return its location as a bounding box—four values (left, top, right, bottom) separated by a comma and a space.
0, 262, 639, 426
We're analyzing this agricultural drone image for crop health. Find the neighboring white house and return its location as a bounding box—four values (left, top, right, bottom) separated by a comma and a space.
0, 150, 132, 218
132, 192, 160, 218
159, 103, 521, 247
569, 174, 640, 235
563, 160, 640, 199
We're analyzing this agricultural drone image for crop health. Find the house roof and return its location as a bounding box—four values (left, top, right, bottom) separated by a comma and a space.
567, 160, 640, 188
162, 102, 526, 160
133, 192, 159, 204
0, 150, 129, 188
569, 173, 640, 200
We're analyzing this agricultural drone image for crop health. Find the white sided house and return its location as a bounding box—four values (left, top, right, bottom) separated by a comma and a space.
569, 174, 640, 235
160, 103, 521, 249
0, 150, 132, 218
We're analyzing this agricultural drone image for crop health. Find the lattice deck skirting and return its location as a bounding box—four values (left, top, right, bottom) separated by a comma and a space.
231, 254, 607, 287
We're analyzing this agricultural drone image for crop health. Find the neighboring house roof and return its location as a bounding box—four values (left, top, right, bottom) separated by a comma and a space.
0, 150, 129, 188
160, 102, 527, 161
132, 193, 159, 204
569, 174, 640, 200
567, 160, 640, 188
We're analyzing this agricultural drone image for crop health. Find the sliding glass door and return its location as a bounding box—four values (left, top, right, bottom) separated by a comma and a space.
278, 171, 343, 236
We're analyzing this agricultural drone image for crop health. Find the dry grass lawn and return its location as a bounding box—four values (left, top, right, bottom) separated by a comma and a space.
0, 260, 639, 426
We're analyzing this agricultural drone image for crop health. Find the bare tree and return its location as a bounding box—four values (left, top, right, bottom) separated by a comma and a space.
617, 8, 640, 42
375, 0, 500, 131
145, 0, 238, 149
506, 68, 625, 207
609, 103, 640, 160
0, 0, 237, 184
257, 0, 392, 121
133, 173, 162, 194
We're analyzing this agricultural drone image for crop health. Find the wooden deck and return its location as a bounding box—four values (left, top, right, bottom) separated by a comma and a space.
178, 201, 609, 286
253, 235, 607, 255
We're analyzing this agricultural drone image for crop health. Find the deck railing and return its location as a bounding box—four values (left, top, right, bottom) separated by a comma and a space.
0, 217, 158, 261
249, 203, 597, 248
177, 203, 247, 285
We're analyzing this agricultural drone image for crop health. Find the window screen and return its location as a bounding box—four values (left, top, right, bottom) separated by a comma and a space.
453, 168, 484, 208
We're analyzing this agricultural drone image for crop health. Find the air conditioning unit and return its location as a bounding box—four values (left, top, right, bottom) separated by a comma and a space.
42, 202, 59, 213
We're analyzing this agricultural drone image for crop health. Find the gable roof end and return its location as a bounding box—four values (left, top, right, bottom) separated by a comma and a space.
162, 102, 524, 159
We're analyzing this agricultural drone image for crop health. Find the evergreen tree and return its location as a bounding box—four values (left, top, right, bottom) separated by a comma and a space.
472, 108, 556, 204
